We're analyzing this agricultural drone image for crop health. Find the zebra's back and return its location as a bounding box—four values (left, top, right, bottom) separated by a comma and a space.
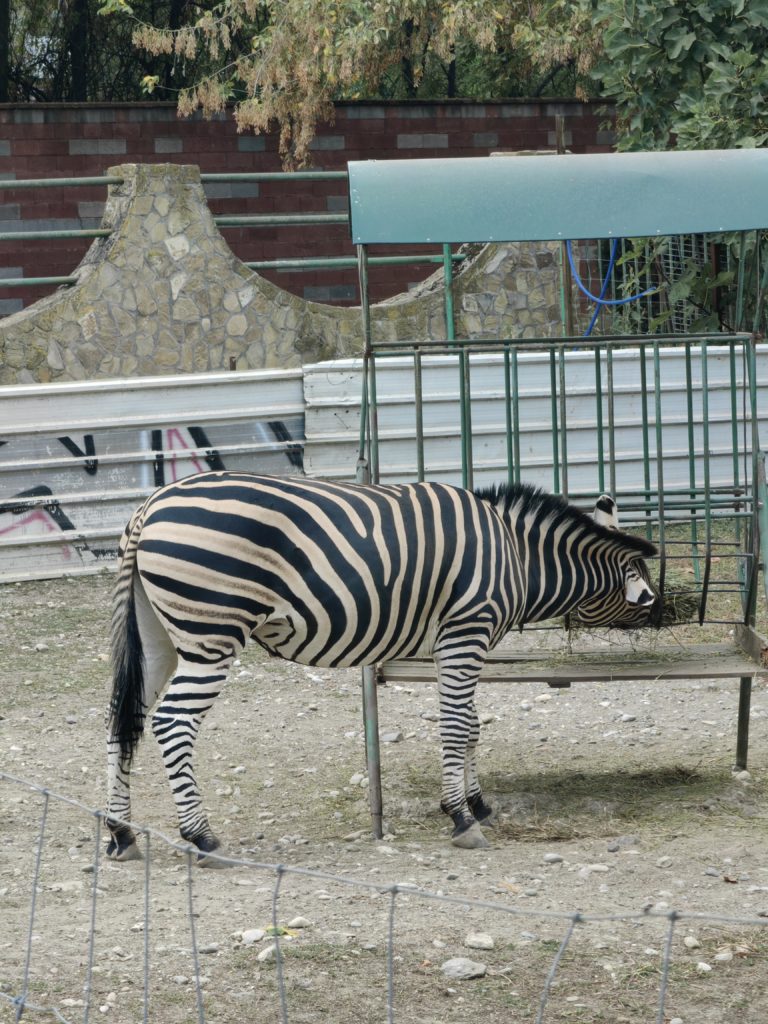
134, 472, 521, 668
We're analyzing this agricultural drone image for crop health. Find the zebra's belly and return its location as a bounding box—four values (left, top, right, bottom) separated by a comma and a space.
250, 613, 433, 668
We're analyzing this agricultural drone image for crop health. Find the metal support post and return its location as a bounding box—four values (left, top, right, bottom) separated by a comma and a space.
362, 665, 384, 840
735, 676, 753, 771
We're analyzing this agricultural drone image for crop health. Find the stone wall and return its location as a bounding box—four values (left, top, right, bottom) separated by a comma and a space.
0, 163, 561, 384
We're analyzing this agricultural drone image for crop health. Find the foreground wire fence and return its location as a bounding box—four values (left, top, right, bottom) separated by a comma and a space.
3, 770, 768, 1024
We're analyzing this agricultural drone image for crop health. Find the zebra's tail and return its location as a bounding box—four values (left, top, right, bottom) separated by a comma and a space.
108, 505, 147, 764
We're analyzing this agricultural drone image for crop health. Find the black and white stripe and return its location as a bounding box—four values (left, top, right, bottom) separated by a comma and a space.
106, 473, 658, 857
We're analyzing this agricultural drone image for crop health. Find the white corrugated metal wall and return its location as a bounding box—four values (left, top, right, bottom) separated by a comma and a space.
1, 347, 766, 581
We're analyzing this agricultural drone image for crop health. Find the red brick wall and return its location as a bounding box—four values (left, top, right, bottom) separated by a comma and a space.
0, 99, 616, 315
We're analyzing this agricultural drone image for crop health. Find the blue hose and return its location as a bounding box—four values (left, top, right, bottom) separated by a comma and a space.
566, 239, 659, 337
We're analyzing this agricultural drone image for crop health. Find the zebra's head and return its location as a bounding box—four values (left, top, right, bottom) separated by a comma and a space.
574, 494, 661, 630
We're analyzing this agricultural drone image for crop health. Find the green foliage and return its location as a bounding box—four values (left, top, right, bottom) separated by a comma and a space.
590, 0, 768, 151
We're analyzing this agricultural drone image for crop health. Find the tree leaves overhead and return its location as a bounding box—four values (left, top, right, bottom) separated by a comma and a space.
101, 0, 598, 167
591, 0, 768, 151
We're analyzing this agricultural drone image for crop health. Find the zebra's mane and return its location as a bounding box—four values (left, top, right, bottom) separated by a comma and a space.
474, 482, 658, 558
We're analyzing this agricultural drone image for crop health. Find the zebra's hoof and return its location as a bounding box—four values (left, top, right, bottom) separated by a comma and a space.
197, 849, 230, 869
192, 834, 228, 868
451, 821, 490, 850
106, 836, 142, 862
468, 796, 496, 827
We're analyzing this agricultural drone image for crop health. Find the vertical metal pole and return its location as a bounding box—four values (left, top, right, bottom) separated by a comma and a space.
357, 245, 379, 483
443, 243, 456, 341
594, 347, 605, 495
653, 340, 667, 598
639, 343, 652, 539
684, 342, 701, 582
555, 116, 576, 337
355, 244, 383, 840
757, 453, 768, 609
558, 345, 569, 500
362, 665, 384, 839
549, 350, 561, 493
414, 348, 425, 482
606, 344, 616, 501
443, 243, 472, 488
511, 349, 521, 485
735, 676, 753, 771
699, 340, 712, 623
504, 346, 514, 484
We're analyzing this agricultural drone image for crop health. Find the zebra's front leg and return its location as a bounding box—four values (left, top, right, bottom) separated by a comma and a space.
464, 701, 495, 828
151, 666, 228, 865
435, 657, 489, 850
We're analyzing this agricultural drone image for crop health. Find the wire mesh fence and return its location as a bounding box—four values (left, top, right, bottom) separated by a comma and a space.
3, 770, 768, 1024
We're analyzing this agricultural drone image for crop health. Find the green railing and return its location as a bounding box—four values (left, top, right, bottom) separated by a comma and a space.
0, 171, 463, 297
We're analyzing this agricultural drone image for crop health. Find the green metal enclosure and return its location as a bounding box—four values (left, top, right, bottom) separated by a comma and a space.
348, 150, 768, 839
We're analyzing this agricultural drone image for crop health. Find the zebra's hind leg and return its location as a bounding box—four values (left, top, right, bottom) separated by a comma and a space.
151, 656, 234, 866
106, 573, 178, 861
435, 652, 490, 850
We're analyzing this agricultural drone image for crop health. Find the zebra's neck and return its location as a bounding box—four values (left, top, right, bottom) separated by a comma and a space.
481, 485, 633, 625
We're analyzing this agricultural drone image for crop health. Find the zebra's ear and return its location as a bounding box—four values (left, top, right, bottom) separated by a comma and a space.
624, 568, 656, 606
593, 494, 619, 530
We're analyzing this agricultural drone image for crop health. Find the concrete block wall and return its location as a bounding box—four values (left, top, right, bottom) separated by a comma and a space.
0, 99, 614, 315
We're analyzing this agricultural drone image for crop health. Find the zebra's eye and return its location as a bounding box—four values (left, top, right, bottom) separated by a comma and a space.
623, 568, 655, 606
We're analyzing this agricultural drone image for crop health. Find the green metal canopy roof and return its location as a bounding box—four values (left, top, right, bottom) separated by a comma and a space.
347, 149, 768, 244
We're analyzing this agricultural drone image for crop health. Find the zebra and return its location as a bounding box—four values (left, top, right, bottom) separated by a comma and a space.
106, 472, 659, 859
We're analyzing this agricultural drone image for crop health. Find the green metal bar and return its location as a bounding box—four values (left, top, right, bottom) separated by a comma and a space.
558, 345, 569, 499
594, 348, 605, 493
758, 452, 768, 610
414, 350, 425, 482
734, 231, 748, 330
549, 349, 560, 493
442, 243, 471, 488
606, 345, 616, 500
201, 171, 348, 182
653, 340, 667, 595
0, 229, 110, 241
215, 214, 348, 227
504, 347, 514, 484
0, 176, 123, 189
698, 340, 713, 624
729, 339, 745, 588
368, 333, 752, 354
246, 254, 464, 272
511, 349, 521, 486
356, 245, 377, 483
684, 342, 701, 582
444, 241, 456, 337
461, 350, 474, 491
1, 255, 466, 289
744, 334, 762, 624
0, 275, 77, 288
637, 343, 653, 539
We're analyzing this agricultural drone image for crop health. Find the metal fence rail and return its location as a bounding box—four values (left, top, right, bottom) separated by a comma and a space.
0, 369, 305, 581
0, 171, 462, 300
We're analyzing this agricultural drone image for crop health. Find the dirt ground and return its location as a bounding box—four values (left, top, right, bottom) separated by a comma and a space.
2, 573, 768, 1024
